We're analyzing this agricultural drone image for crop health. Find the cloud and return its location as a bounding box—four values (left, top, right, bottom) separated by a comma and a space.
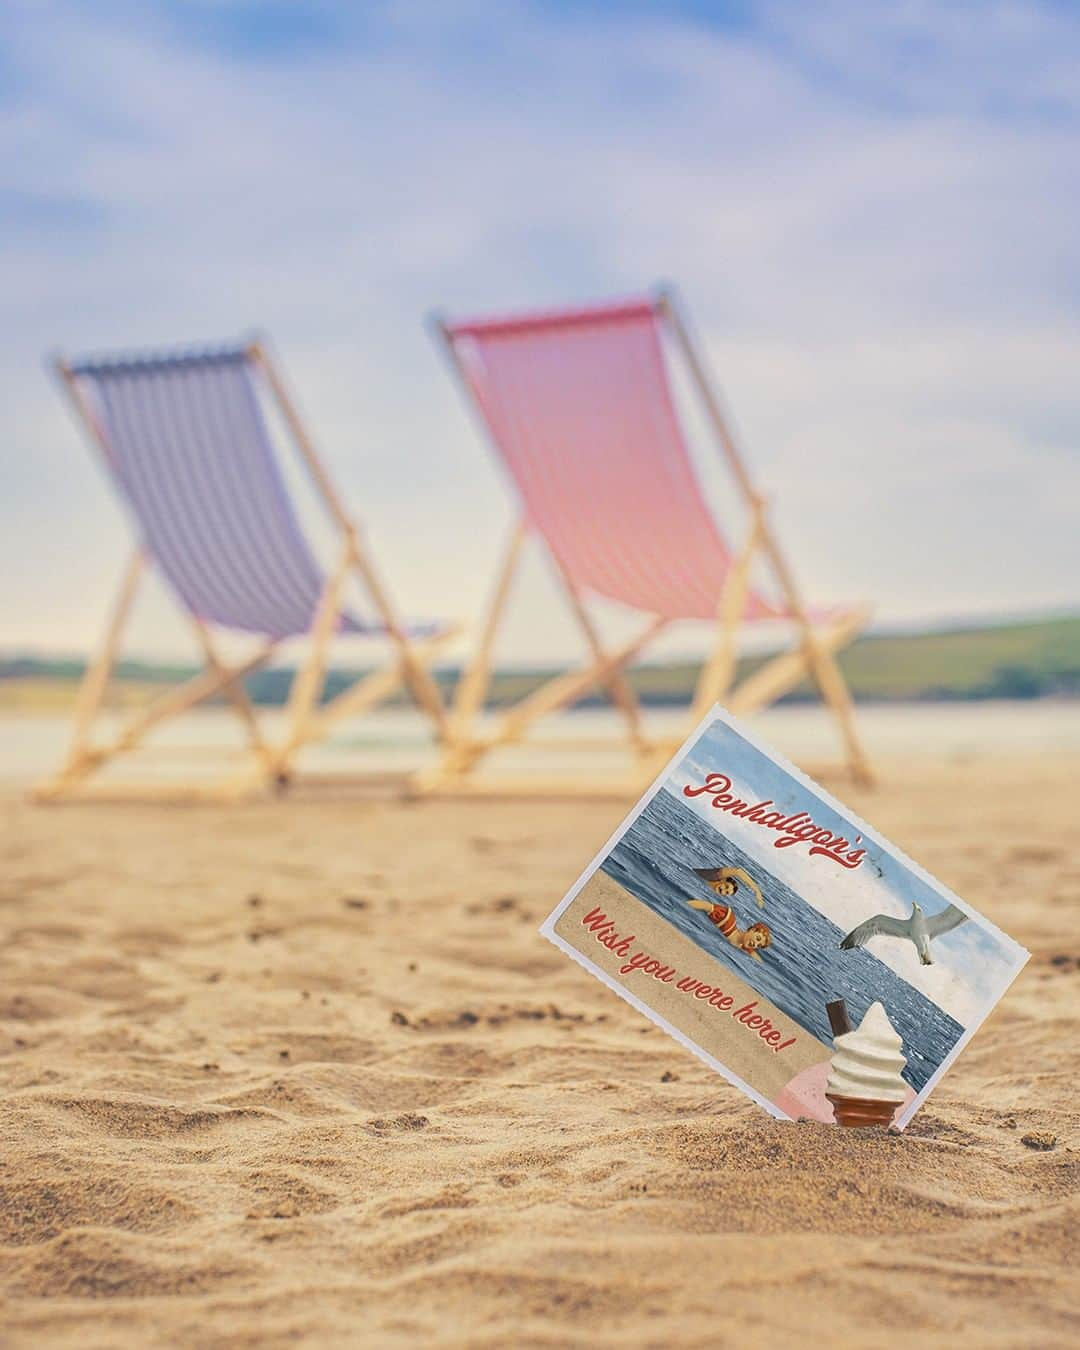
1, 0, 1078, 660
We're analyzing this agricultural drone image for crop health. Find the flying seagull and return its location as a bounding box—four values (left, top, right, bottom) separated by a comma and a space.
839, 901, 968, 966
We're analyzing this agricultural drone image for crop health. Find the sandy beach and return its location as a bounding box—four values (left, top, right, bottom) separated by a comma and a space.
1, 751, 1077, 1347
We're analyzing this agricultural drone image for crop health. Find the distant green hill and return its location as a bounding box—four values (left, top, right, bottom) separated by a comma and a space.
627, 614, 1080, 705
3, 613, 1079, 710
828, 615, 1080, 700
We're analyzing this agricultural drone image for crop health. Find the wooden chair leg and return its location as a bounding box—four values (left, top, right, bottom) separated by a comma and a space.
726, 608, 867, 719
34, 644, 277, 802
662, 293, 874, 784
272, 548, 352, 778
415, 616, 668, 794
447, 523, 526, 748
557, 563, 649, 753
191, 618, 273, 771
294, 626, 460, 750
691, 508, 764, 723
395, 639, 453, 740
115, 647, 276, 753
254, 339, 454, 744
346, 538, 452, 741
801, 624, 875, 785
34, 552, 143, 800
487, 616, 666, 749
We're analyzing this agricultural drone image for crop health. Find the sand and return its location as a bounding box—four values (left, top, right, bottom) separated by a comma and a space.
0, 753, 1077, 1347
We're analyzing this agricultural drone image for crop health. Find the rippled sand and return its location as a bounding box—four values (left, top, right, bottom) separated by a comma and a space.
0, 755, 1077, 1347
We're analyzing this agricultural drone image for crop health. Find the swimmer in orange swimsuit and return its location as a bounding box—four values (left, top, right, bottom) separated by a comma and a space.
687, 866, 772, 961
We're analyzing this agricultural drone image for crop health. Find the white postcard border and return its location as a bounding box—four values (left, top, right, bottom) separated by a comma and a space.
540, 703, 1030, 1129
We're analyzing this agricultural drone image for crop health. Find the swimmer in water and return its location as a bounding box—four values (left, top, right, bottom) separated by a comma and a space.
686, 866, 772, 961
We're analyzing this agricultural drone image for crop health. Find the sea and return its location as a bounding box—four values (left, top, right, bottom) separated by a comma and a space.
601, 785, 965, 1092
5, 699, 1080, 786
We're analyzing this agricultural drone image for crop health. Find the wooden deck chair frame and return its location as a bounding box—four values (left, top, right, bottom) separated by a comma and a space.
416, 287, 873, 798
36, 339, 458, 804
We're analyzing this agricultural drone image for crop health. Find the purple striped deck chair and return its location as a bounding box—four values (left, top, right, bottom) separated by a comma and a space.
38, 337, 457, 801
421, 286, 872, 795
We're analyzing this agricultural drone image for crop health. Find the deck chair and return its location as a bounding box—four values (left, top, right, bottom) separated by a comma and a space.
36, 337, 457, 802
419, 287, 873, 795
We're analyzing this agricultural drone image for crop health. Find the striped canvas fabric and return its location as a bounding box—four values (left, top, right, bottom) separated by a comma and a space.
445, 298, 787, 623
71, 345, 374, 640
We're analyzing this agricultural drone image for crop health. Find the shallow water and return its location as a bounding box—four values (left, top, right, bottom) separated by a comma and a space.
4, 699, 1079, 784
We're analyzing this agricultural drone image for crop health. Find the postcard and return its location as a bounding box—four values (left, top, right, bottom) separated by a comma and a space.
541, 706, 1029, 1128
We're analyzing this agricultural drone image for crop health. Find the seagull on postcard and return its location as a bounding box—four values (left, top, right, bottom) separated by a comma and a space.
839, 901, 968, 966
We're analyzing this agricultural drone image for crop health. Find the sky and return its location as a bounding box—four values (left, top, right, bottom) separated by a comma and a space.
672, 710, 1026, 1025
2, 0, 1079, 665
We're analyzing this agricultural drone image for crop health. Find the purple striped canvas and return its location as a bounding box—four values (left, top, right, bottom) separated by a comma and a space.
71, 344, 403, 640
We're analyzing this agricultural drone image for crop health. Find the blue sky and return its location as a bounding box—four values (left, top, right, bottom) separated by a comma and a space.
671, 709, 1027, 1023
2, 1, 1078, 662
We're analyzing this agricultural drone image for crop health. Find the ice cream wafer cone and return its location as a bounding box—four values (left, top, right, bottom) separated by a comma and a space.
825, 1092, 900, 1128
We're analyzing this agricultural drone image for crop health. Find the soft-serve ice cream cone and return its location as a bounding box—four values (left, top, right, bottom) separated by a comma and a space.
826, 1001, 907, 1128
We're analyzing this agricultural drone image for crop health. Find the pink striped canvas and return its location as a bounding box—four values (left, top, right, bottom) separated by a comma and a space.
446, 297, 786, 623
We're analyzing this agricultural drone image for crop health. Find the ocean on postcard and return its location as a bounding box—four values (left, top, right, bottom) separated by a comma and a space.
601, 785, 964, 1092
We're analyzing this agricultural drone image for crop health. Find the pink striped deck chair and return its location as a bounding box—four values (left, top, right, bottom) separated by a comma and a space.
37, 337, 457, 801
423, 287, 872, 794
